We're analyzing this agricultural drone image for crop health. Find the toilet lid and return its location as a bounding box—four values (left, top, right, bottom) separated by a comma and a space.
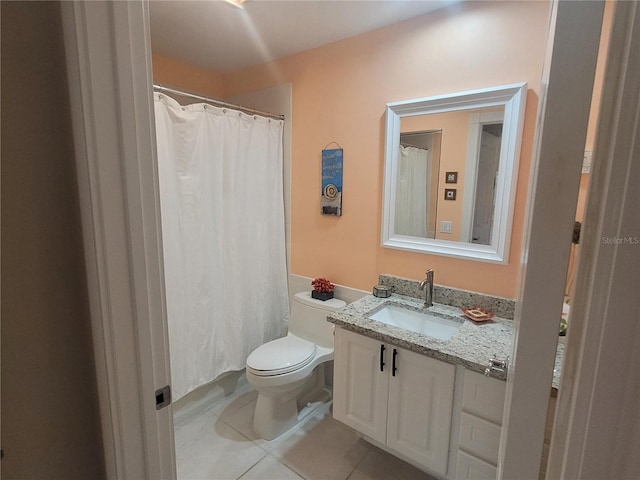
247, 335, 316, 376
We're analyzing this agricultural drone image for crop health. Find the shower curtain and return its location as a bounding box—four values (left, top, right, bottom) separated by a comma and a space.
395, 145, 430, 237
154, 93, 289, 401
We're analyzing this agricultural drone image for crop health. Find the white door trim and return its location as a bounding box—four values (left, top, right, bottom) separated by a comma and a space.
498, 1, 604, 479
547, 1, 640, 478
460, 110, 505, 243
61, 2, 175, 478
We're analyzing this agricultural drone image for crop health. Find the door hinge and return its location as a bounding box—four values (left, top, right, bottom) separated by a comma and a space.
155, 385, 171, 410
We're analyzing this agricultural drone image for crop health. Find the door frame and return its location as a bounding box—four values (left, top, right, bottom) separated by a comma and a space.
546, 1, 640, 477
61, 2, 175, 478
61, 1, 635, 479
498, 1, 605, 478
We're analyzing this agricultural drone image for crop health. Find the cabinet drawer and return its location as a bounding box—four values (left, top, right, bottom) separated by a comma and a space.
458, 412, 501, 464
462, 370, 506, 424
455, 450, 497, 480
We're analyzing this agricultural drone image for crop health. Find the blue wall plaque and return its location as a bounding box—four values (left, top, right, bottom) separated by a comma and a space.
321, 148, 343, 216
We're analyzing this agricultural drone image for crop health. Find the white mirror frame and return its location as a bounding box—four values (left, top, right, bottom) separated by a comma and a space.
382, 83, 527, 264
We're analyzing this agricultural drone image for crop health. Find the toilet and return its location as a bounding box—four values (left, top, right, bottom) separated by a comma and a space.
246, 291, 346, 440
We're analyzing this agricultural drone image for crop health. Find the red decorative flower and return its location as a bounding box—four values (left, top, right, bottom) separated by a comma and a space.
311, 277, 335, 293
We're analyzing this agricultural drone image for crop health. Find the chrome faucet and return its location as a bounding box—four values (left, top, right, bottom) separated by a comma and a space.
419, 269, 434, 308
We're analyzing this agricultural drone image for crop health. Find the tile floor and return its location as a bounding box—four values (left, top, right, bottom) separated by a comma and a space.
174, 382, 438, 480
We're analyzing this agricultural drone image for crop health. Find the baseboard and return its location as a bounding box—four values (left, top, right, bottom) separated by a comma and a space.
173, 370, 248, 425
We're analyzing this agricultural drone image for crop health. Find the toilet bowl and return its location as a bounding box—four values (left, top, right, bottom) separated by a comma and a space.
246, 292, 346, 440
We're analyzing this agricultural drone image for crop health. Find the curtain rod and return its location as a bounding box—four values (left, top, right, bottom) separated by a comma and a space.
401, 129, 441, 136
153, 84, 285, 121
400, 142, 428, 150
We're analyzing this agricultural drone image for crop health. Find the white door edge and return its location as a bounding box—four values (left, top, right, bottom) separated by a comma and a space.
547, 1, 640, 478
499, 1, 605, 479
61, 2, 175, 479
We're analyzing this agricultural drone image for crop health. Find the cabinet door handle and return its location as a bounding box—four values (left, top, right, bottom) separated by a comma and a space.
380, 344, 386, 372
392, 348, 398, 376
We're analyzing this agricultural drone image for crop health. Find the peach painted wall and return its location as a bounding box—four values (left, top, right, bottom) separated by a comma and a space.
585, 0, 614, 153
575, 0, 614, 223
152, 2, 551, 298
153, 54, 225, 98
218, 0, 551, 299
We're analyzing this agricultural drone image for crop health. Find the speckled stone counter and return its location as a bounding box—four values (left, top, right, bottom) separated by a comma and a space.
328, 293, 564, 388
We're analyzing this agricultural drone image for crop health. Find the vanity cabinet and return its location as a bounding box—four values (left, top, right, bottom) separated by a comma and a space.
333, 327, 455, 476
454, 370, 506, 480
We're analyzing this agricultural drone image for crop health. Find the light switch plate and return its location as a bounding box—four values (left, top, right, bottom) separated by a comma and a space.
440, 221, 452, 234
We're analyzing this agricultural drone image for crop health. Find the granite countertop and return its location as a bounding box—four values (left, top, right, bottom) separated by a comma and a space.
328, 293, 563, 388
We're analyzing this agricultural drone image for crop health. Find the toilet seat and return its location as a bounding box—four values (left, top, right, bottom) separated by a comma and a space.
247, 335, 316, 376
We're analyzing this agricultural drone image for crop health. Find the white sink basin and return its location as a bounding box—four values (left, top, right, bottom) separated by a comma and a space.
368, 304, 463, 340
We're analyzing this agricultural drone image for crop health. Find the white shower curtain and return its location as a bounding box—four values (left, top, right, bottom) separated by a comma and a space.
154, 93, 289, 401
395, 145, 430, 237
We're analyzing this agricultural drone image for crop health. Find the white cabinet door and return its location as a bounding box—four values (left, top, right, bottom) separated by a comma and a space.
386, 347, 455, 476
333, 328, 389, 443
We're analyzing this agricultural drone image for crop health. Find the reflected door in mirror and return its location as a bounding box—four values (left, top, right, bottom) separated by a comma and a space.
472, 123, 503, 244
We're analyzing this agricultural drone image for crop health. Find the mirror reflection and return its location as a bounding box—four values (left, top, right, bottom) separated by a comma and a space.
382, 83, 526, 263
395, 130, 441, 238
396, 107, 504, 246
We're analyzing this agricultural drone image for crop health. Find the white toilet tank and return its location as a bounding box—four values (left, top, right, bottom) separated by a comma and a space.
289, 292, 346, 348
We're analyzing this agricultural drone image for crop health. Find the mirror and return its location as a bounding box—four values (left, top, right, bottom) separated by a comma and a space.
382, 83, 527, 263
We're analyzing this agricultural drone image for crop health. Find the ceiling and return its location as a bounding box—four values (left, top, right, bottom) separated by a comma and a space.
149, 0, 455, 73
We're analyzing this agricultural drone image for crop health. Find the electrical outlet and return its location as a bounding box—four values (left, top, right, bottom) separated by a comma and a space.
440, 221, 452, 234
